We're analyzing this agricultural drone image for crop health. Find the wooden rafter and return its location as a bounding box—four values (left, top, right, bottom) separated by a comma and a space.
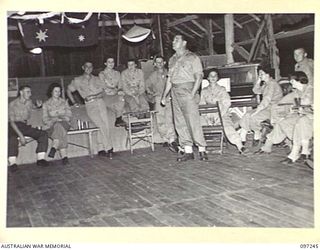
232, 43, 249, 61
233, 20, 243, 29
249, 14, 261, 22
180, 23, 204, 38
211, 19, 223, 31
237, 24, 314, 46
167, 15, 198, 27
191, 20, 207, 33
171, 26, 194, 39
248, 18, 266, 62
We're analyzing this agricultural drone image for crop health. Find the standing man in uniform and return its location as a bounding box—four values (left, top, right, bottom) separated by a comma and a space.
8, 85, 49, 172
161, 34, 208, 161
294, 47, 314, 86
146, 55, 178, 152
99, 57, 126, 127
67, 62, 114, 158
120, 58, 149, 115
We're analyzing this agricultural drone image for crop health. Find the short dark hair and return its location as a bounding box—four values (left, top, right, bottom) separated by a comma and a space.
257, 65, 275, 78
294, 47, 306, 54
154, 55, 165, 61
127, 58, 137, 63
206, 68, 220, 79
289, 71, 309, 85
47, 83, 62, 98
17, 85, 31, 97
104, 56, 115, 62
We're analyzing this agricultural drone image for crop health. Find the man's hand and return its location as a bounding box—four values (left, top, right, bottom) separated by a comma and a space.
160, 97, 166, 107
19, 136, 26, 146
36, 100, 43, 108
118, 90, 125, 96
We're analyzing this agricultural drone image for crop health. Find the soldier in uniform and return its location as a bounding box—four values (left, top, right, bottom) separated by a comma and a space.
238, 66, 283, 146
294, 48, 314, 86
200, 70, 246, 154
256, 71, 313, 155
99, 57, 126, 127
161, 34, 208, 161
120, 58, 149, 115
43, 83, 72, 165
67, 62, 114, 158
146, 56, 178, 152
8, 85, 49, 172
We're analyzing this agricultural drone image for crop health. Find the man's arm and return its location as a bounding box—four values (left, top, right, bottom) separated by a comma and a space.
191, 73, 203, 96
9, 121, 26, 145
67, 82, 77, 105
160, 77, 172, 106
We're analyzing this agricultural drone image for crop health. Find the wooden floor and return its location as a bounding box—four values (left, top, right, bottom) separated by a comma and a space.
6, 144, 314, 227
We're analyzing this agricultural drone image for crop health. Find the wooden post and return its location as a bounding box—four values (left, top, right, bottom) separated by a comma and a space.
157, 14, 164, 56
266, 14, 280, 80
224, 14, 234, 64
117, 28, 122, 67
207, 19, 214, 55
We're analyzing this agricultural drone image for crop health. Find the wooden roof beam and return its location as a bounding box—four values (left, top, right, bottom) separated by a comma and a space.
191, 20, 207, 33
248, 14, 261, 22
171, 26, 194, 39
211, 19, 223, 31
233, 20, 243, 29
167, 15, 198, 28
180, 23, 204, 38
237, 24, 314, 46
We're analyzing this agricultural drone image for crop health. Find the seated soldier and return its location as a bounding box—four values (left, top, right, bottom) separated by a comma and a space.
99, 57, 126, 127
256, 71, 313, 154
238, 65, 283, 146
8, 85, 49, 172
43, 83, 72, 166
146, 55, 178, 152
281, 111, 313, 165
120, 58, 149, 117
200, 69, 247, 154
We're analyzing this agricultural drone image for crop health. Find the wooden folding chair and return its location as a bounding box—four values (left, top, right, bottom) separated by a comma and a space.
124, 110, 157, 154
199, 101, 226, 154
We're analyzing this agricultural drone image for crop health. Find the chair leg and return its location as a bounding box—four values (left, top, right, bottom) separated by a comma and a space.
220, 133, 224, 154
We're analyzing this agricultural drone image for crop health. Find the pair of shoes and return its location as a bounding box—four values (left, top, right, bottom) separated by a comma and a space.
37, 159, 49, 167
62, 157, 70, 166
162, 142, 169, 147
199, 152, 209, 161
239, 147, 248, 155
280, 158, 294, 165
168, 141, 179, 153
98, 150, 108, 157
252, 139, 260, 147
48, 147, 56, 158
8, 164, 18, 173
115, 116, 126, 127
107, 148, 114, 159
177, 153, 194, 162
254, 149, 269, 154
296, 154, 309, 163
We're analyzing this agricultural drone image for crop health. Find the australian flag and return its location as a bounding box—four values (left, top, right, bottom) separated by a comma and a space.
19, 13, 99, 48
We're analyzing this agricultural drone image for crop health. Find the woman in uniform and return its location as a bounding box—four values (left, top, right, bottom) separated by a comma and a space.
43, 83, 72, 165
